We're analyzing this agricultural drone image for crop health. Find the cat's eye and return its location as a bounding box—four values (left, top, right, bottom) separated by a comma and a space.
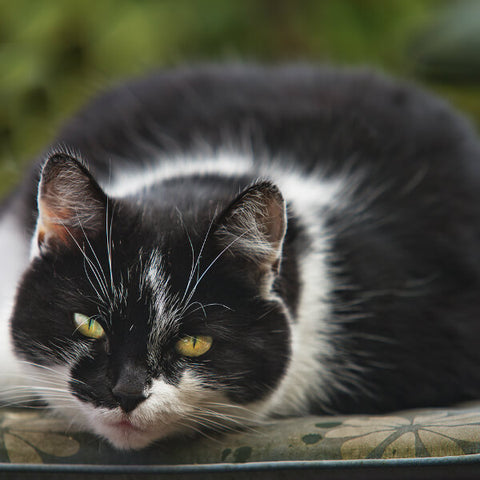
175, 335, 212, 357
73, 313, 105, 339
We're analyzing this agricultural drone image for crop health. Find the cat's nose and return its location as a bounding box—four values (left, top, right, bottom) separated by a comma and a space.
112, 362, 149, 413
112, 384, 148, 413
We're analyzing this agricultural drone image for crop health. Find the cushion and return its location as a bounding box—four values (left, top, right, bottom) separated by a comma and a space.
2, 403, 480, 466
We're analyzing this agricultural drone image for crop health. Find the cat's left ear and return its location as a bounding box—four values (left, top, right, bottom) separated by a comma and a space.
216, 181, 287, 277
33, 152, 107, 255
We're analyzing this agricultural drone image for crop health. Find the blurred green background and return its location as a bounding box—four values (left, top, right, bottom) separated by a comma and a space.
1, 0, 480, 196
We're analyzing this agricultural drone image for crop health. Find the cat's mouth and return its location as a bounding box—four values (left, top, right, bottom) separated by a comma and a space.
107, 418, 144, 432
95, 409, 188, 450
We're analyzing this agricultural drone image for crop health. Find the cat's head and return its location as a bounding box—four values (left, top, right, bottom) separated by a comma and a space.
10, 151, 292, 449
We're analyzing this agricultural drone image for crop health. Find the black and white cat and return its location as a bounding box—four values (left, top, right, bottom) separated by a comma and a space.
2, 65, 480, 450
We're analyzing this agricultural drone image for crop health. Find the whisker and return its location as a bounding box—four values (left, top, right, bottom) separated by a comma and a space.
82, 258, 108, 307
183, 302, 233, 318
175, 208, 197, 304
58, 219, 110, 303
1, 386, 72, 394
201, 400, 269, 418
181, 208, 219, 304
181, 227, 253, 315
174, 418, 227, 444
105, 200, 115, 294
196, 408, 267, 427
16, 361, 87, 386
76, 217, 110, 302
0, 400, 78, 410
51, 216, 110, 308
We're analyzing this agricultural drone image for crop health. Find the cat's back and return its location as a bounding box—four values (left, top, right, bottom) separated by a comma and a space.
50, 64, 480, 181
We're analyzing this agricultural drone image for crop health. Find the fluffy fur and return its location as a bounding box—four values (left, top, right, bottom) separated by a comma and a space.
2, 64, 480, 450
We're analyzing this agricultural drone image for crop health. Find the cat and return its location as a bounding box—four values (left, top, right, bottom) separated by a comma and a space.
2, 64, 480, 451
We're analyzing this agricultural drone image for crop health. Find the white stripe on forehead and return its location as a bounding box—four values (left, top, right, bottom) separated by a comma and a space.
141, 249, 181, 346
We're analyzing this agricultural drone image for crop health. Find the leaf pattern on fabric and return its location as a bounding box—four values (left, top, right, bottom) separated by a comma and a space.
0, 411, 80, 464
325, 411, 480, 459
1, 408, 480, 464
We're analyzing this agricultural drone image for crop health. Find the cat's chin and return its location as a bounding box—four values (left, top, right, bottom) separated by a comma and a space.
98, 419, 172, 450
79, 410, 188, 450
82, 410, 189, 450
100, 422, 152, 450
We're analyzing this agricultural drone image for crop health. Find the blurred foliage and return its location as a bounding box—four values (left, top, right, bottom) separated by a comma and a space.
0, 0, 479, 195
411, 0, 480, 81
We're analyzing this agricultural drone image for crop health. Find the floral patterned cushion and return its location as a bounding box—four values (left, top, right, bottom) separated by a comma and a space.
2, 404, 480, 466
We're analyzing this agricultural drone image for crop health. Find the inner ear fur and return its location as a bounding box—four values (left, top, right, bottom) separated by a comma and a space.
215, 181, 287, 274
36, 153, 107, 253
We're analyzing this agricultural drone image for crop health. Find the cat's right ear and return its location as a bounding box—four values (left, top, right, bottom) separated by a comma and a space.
215, 181, 287, 290
32, 153, 107, 256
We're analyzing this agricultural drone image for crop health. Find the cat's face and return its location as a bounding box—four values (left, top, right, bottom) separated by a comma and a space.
10, 153, 291, 449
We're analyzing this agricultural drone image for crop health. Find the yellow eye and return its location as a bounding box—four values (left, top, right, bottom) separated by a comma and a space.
73, 313, 105, 339
175, 335, 212, 357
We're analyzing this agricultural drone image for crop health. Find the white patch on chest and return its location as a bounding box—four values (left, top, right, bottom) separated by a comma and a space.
260, 170, 344, 416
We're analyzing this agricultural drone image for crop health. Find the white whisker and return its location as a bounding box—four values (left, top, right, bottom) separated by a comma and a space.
105, 200, 115, 294
76, 216, 110, 303
180, 227, 253, 315
181, 208, 218, 305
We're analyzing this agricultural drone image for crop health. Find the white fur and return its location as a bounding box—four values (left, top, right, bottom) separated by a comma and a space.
18, 363, 86, 424
0, 212, 31, 393
73, 370, 251, 450
141, 249, 183, 349
143, 249, 171, 322
260, 170, 344, 415
29, 180, 44, 259
103, 151, 254, 198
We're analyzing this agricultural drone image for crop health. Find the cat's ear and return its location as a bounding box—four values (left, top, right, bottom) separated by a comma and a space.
216, 181, 287, 277
34, 153, 107, 254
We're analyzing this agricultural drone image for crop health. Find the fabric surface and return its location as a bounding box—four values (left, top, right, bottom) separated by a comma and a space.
1, 405, 480, 465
